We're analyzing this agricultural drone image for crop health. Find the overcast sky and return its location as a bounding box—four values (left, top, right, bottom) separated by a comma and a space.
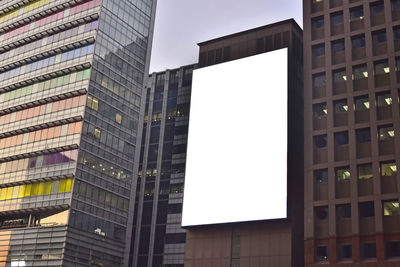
148, 0, 303, 73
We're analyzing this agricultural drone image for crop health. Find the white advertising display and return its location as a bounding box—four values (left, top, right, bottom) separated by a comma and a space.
182, 48, 288, 227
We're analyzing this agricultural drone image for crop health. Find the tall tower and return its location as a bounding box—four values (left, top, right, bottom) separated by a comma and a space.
128, 64, 196, 267
0, 0, 157, 266
304, 0, 400, 265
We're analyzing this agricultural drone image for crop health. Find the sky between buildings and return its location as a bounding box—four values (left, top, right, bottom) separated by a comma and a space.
149, 0, 303, 73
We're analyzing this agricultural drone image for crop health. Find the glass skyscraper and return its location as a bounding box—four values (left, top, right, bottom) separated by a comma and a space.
128, 64, 196, 267
0, 0, 157, 266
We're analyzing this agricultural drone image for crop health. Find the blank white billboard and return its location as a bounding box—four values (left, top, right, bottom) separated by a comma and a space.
182, 48, 288, 227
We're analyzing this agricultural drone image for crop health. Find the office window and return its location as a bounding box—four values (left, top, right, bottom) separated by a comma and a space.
356, 128, 371, 143
333, 69, 347, 83
372, 30, 387, 44
371, 1, 385, 16
376, 92, 392, 107
386, 241, 400, 258
358, 164, 373, 179
359, 202, 375, 217
361, 243, 377, 259
87, 95, 99, 111
354, 96, 370, 110
335, 100, 348, 113
313, 44, 325, 57
331, 12, 344, 25
392, 0, 400, 10
374, 60, 390, 75
338, 244, 352, 261
314, 103, 327, 118
353, 64, 368, 79
314, 135, 327, 148
316, 246, 329, 262
337, 204, 351, 219
313, 103, 327, 130
156, 73, 165, 86
0, 178, 72, 201
335, 132, 349, 145
350, 6, 364, 21
334, 100, 348, 126
379, 125, 394, 141
312, 16, 324, 30
94, 128, 101, 140
315, 206, 329, 220
394, 27, 400, 41
313, 73, 326, 87
115, 113, 122, 124
383, 201, 399, 216
381, 162, 397, 176
352, 35, 366, 49
332, 39, 345, 53
336, 167, 350, 181
315, 169, 328, 183
331, 11, 344, 35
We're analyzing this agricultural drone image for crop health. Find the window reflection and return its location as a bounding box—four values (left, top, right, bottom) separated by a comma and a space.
0, 122, 81, 150
383, 201, 400, 216
375, 60, 390, 75
354, 95, 370, 110
0, 150, 77, 176
376, 92, 392, 106
0, 68, 90, 103
96, 69, 142, 106
0, 0, 50, 24
82, 122, 133, 155
75, 181, 129, 212
333, 69, 347, 83
87, 95, 99, 111
336, 167, 351, 181
0, 178, 73, 201
0, 95, 86, 126
78, 153, 131, 181
358, 164, 373, 179
28, 150, 78, 169
2, 0, 101, 40
86, 94, 132, 128
0, 209, 69, 230
379, 125, 395, 141
0, 45, 93, 82
381, 162, 397, 176
353, 64, 368, 79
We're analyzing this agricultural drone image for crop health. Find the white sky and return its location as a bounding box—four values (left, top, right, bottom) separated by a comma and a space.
149, 0, 303, 73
